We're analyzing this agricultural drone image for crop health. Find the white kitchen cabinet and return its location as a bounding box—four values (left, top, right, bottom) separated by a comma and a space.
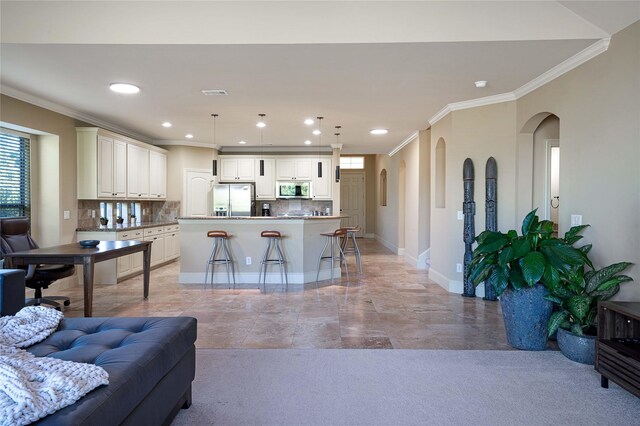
77, 129, 127, 199
149, 150, 167, 199
220, 158, 255, 181
312, 158, 332, 200
116, 229, 144, 278
255, 158, 276, 199
127, 144, 150, 198
276, 158, 312, 180
164, 225, 181, 260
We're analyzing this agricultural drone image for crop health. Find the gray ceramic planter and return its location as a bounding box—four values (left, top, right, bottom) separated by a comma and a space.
557, 327, 596, 365
500, 284, 553, 351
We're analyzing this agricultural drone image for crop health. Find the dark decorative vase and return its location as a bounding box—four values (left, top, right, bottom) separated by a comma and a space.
116, 217, 124, 224
500, 284, 553, 350
557, 327, 596, 365
99, 218, 109, 226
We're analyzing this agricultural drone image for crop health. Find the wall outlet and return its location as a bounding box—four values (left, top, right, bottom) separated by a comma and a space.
246, 257, 252, 265
571, 214, 582, 226
91, 210, 96, 218
63, 210, 70, 220
456, 263, 463, 273
457, 211, 464, 220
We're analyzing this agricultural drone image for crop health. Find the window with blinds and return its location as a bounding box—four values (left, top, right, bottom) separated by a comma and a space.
0, 131, 31, 218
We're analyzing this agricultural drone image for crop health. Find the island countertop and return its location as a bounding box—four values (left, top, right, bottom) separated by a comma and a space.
178, 216, 344, 286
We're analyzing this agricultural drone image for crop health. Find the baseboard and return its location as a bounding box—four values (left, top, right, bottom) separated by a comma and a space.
418, 249, 430, 270
397, 247, 405, 256
429, 268, 485, 297
364, 233, 375, 239
374, 234, 398, 254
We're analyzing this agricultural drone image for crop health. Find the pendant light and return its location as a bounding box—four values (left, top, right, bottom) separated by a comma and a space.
258, 114, 266, 176
211, 113, 218, 176
334, 126, 341, 182
316, 116, 324, 178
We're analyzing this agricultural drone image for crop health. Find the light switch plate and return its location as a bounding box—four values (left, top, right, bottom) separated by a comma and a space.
63, 210, 70, 220
570, 215, 582, 226
457, 211, 464, 220
456, 263, 463, 273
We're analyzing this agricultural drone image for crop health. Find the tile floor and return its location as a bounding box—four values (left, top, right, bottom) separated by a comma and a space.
62, 239, 511, 350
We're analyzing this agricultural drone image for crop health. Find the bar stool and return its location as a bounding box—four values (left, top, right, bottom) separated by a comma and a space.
258, 230, 288, 291
316, 228, 349, 284
341, 226, 363, 274
204, 230, 236, 289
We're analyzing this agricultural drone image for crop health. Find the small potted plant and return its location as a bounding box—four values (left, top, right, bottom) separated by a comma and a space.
99, 216, 109, 226
468, 209, 587, 350
116, 215, 124, 224
130, 214, 137, 224
546, 258, 634, 364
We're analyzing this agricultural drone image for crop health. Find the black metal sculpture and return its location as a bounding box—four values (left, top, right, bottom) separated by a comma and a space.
462, 158, 476, 298
484, 157, 498, 301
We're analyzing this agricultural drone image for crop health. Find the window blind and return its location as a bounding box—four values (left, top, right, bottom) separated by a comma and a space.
0, 131, 31, 218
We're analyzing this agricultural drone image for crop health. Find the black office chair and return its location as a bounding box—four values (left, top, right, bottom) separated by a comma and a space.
0, 217, 74, 310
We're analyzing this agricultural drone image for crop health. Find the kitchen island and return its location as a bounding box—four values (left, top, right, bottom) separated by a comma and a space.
178, 216, 343, 287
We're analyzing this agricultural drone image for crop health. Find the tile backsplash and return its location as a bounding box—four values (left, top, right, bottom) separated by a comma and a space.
259, 200, 333, 216
77, 200, 180, 228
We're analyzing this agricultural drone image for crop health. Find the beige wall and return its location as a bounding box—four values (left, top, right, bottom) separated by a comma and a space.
165, 145, 217, 202
429, 21, 639, 299
516, 21, 640, 300
0, 95, 87, 245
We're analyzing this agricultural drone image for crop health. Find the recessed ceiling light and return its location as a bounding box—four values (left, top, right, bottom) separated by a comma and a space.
185, 134, 194, 139
474, 80, 488, 88
109, 83, 140, 94
162, 122, 172, 128
238, 140, 247, 145
201, 89, 228, 96
312, 129, 321, 135
304, 140, 312, 145
370, 129, 388, 135
304, 118, 314, 126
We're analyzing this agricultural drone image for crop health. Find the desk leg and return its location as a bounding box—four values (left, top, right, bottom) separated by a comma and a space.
83, 256, 95, 317
143, 245, 151, 299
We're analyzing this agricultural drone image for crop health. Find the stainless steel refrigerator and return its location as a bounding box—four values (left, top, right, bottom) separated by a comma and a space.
212, 183, 256, 216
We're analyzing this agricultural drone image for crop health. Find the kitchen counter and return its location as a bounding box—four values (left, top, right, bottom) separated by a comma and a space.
178, 216, 344, 287
76, 221, 178, 232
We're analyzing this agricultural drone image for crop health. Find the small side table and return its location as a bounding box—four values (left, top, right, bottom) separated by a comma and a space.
596, 301, 640, 398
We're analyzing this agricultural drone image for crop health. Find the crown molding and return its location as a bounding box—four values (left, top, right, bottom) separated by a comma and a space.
389, 131, 418, 157
154, 139, 220, 150
513, 37, 610, 99
428, 38, 610, 127
0, 85, 154, 144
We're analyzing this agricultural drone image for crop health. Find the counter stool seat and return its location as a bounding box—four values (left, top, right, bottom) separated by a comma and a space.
259, 230, 287, 291
340, 226, 363, 274
205, 230, 236, 288
316, 228, 349, 284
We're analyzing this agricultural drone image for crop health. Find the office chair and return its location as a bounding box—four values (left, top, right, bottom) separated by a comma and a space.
0, 217, 74, 310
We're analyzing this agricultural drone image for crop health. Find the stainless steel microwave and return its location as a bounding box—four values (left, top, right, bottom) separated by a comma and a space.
276, 181, 311, 199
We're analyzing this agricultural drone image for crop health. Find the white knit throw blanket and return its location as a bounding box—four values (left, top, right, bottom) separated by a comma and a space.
0, 307, 109, 426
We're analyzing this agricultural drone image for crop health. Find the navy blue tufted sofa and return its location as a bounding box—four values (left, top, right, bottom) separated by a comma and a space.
0, 269, 197, 425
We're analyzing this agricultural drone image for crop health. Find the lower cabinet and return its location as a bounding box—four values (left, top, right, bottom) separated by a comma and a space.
77, 223, 179, 284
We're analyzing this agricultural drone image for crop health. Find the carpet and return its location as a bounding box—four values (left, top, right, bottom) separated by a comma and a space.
172, 349, 640, 425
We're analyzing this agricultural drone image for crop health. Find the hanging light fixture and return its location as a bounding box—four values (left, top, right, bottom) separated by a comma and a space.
211, 113, 218, 176
334, 126, 341, 182
316, 116, 324, 178
258, 113, 266, 176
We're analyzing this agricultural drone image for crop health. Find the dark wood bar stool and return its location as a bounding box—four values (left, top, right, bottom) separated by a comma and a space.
340, 226, 363, 274
204, 230, 236, 289
316, 228, 349, 284
258, 230, 287, 292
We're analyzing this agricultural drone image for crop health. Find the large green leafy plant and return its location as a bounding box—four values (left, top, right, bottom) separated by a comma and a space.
468, 209, 588, 297
546, 260, 634, 337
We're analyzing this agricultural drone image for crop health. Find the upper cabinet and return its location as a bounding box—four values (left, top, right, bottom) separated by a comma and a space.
77, 127, 167, 200
220, 157, 255, 181
255, 158, 276, 200
149, 150, 167, 199
312, 158, 332, 200
276, 158, 312, 180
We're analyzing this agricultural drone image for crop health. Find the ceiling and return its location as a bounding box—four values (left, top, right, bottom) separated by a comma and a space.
1, 1, 639, 154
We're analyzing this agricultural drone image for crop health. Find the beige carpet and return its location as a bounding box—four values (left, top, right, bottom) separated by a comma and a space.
172, 349, 639, 425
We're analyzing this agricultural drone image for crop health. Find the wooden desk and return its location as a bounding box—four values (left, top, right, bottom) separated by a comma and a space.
3, 240, 152, 317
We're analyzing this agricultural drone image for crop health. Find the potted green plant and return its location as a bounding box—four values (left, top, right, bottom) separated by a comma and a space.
116, 215, 124, 224
468, 209, 587, 350
546, 257, 634, 364
99, 216, 109, 226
